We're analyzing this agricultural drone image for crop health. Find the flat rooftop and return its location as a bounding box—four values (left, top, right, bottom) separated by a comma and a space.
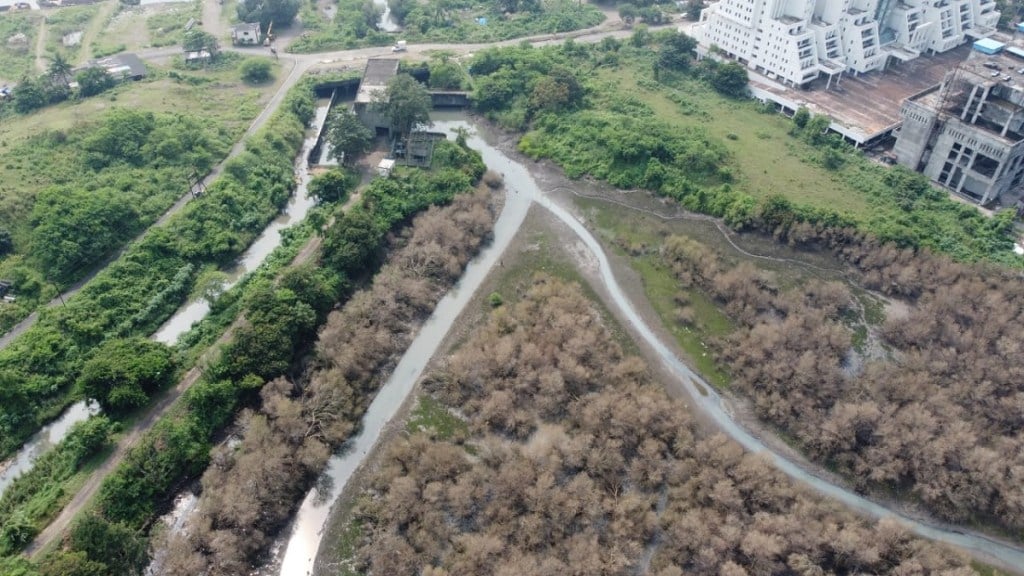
750, 43, 971, 143
958, 48, 1024, 85
356, 58, 400, 103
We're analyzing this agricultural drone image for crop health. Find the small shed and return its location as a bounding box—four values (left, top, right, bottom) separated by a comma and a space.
974, 38, 1005, 55
377, 158, 396, 177
231, 23, 262, 46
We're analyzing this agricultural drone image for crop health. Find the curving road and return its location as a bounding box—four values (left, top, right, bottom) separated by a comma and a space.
288, 120, 1024, 575
9, 7, 1024, 572
532, 185, 1024, 574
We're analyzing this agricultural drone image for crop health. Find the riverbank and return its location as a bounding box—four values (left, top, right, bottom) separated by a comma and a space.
306, 115, 1024, 574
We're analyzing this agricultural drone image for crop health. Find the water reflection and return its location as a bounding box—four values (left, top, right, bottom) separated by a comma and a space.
153, 103, 333, 345
0, 400, 100, 497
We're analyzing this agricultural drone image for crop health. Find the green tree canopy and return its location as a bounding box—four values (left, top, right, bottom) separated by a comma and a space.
529, 66, 584, 113
237, 0, 301, 28
48, 52, 73, 87
375, 74, 432, 139
77, 337, 175, 414
618, 3, 638, 24
240, 58, 273, 83
711, 61, 749, 97
31, 187, 138, 281
38, 551, 108, 576
12, 76, 48, 114
75, 67, 115, 98
182, 29, 219, 53
658, 31, 698, 71
428, 55, 466, 90
67, 516, 148, 576
326, 107, 373, 165
309, 168, 357, 205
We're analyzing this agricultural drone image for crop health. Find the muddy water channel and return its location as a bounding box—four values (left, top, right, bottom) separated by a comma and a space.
265, 118, 531, 576
0, 103, 333, 502
0, 401, 100, 495
146, 114, 1024, 574
154, 102, 333, 345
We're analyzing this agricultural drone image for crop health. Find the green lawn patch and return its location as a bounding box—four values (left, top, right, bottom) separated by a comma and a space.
0, 12, 42, 83
577, 195, 732, 387
42, 5, 100, 62
407, 394, 467, 441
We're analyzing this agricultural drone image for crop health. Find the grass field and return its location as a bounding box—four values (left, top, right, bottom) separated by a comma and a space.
594, 68, 873, 220
0, 56, 285, 326
145, 1, 201, 47
0, 11, 43, 84
576, 47, 1020, 264
407, 395, 468, 441
574, 195, 734, 387
40, 4, 101, 63
0, 54, 280, 141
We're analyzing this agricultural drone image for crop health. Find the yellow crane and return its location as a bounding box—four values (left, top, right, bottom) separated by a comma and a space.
263, 21, 275, 46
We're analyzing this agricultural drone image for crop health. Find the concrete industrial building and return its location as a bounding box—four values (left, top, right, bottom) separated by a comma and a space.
354, 58, 400, 134
894, 48, 1024, 206
693, 0, 1000, 87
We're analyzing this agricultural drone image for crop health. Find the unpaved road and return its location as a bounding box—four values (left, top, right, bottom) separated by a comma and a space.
33, 18, 47, 73
0, 58, 302, 352
14, 13, 1024, 574
26, 156, 363, 558
201, 0, 228, 44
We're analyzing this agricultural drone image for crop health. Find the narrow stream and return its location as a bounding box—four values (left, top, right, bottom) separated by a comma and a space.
272, 116, 1024, 574
153, 102, 332, 345
0, 103, 333, 501
0, 401, 100, 495
272, 119, 532, 576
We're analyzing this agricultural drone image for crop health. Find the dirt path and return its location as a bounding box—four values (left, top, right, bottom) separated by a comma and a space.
0, 57, 304, 353
75, 0, 117, 65
34, 17, 48, 73
202, 0, 228, 43
26, 160, 364, 558
25, 365, 204, 558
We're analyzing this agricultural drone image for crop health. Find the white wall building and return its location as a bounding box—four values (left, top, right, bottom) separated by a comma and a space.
693, 0, 1000, 87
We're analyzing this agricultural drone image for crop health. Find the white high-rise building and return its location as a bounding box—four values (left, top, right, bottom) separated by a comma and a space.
692, 0, 1000, 87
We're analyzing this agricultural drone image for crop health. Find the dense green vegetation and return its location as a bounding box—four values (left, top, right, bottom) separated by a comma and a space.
288, 0, 603, 53
469, 34, 1022, 266
0, 416, 115, 555
2, 134, 488, 574
77, 338, 176, 415
0, 78, 312, 463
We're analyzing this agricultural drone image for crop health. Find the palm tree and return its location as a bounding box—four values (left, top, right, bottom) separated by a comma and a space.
48, 52, 73, 88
